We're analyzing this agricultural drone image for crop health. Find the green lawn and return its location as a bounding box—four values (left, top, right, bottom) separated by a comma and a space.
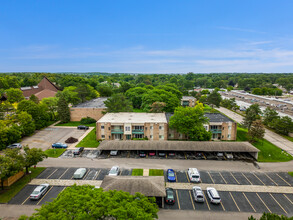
55, 121, 96, 127
76, 128, 100, 148
44, 149, 66, 158
149, 169, 164, 176
131, 169, 143, 176
236, 126, 293, 162
0, 167, 45, 203
288, 172, 293, 177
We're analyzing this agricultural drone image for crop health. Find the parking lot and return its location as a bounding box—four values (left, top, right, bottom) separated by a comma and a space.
21, 127, 87, 151
164, 189, 293, 215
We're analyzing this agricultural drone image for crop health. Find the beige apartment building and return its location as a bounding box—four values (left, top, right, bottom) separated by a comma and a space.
96, 113, 168, 141
181, 96, 196, 107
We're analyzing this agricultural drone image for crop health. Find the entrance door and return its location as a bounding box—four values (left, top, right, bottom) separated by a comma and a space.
114, 134, 121, 140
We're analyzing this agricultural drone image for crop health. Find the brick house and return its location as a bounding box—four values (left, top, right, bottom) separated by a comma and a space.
181, 96, 196, 107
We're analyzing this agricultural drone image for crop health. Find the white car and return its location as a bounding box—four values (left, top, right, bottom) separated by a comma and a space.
187, 168, 200, 182
7, 143, 22, 149
192, 186, 204, 203
30, 184, 50, 200
108, 166, 120, 176
206, 187, 221, 204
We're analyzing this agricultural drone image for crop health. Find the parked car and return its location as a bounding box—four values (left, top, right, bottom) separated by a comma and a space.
187, 168, 201, 182
217, 152, 224, 160
109, 166, 120, 176
225, 152, 233, 160
206, 187, 221, 204
30, 184, 50, 200
139, 151, 146, 158
77, 125, 89, 130
110, 150, 119, 156
52, 143, 68, 149
7, 143, 22, 149
167, 169, 176, 182
149, 151, 156, 156
165, 188, 175, 205
73, 147, 84, 155
73, 168, 87, 179
168, 152, 175, 157
158, 152, 166, 157
192, 186, 205, 203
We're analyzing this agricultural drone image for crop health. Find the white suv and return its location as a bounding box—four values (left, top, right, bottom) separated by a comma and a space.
108, 166, 120, 176
206, 187, 221, 204
187, 168, 201, 182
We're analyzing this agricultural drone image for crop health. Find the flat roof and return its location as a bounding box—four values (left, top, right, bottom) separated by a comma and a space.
98, 113, 167, 123
99, 141, 259, 153
182, 96, 196, 100
165, 113, 234, 123
73, 97, 108, 108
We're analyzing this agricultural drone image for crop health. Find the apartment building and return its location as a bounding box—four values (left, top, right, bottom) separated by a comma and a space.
96, 113, 168, 141
181, 96, 196, 107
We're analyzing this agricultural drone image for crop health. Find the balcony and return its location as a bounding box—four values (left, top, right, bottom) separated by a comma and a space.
111, 129, 124, 134
210, 129, 222, 134
132, 129, 144, 134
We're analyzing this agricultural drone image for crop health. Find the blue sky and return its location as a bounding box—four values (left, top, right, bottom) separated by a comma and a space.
1, 0, 293, 73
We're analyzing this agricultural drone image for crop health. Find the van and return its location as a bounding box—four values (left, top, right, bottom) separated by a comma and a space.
73, 168, 87, 179
187, 168, 200, 182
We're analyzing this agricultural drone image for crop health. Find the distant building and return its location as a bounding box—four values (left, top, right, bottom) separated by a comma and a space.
20, 77, 59, 100
181, 96, 196, 107
70, 97, 108, 121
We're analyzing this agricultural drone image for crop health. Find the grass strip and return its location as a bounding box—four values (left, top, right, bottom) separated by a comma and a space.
76, 128, 100, 148
149, 169, 164, 176
55, 121, 96, 127
131, 169, 143, 176
288, 172, 293, 177
44, 149, 66, 158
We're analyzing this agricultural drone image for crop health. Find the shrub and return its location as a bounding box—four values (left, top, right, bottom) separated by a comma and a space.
80, 117, 96, 124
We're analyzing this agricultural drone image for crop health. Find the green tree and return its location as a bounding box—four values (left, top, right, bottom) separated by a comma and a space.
248, 120, 265, 143
263, 107, 279, 126
56, 86, 81, 105
29, 94, 39, 104
11, 111, 35, 137
207, 90, 222, 108
125, 87, 148, 109
57, 95, 70, 123
96, 84, 113, 97
5, 88, 24, 103
272, 116, 293, 136
41, 97, 58, 121
0, 121, 22, 150
243, 104, 262, 129
104, 93, 133, 112
227, 86, 233, 92
169, 106, 211, 141
75, 84, 98, 103
21, 185, 159, 220
22, 146, 47, 174
150, 102, 166, 113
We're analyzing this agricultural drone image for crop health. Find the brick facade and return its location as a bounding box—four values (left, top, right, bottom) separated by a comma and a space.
70, 108, 106, 121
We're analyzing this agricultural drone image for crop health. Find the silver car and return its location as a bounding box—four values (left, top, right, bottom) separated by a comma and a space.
7, 143, 22, 149
192, 186, 204, 203
108, 166, 120, 176
30, 184, 50, 200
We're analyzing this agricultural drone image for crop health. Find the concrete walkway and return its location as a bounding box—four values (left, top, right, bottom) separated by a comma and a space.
66, 127, 94, 149
29, 178, 102, 187
217, 107, 293, 156
143, 169, 149, 176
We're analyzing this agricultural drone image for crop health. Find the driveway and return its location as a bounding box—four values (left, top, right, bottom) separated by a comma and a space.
21, 127, 87, 151
217, 107, 293, 156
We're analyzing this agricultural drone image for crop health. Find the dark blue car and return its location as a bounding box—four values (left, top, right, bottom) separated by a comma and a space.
52, 143, 68, 149
167, 169, 176, 182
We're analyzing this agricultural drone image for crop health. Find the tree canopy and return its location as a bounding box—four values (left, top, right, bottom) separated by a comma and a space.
104, 93, 133, 112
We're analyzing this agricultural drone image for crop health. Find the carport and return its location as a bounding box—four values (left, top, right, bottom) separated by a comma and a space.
100, 176, 166, 207
98, 141, 260, 159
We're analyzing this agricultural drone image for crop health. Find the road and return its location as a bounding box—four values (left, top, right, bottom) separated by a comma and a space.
217, 107, 293, 156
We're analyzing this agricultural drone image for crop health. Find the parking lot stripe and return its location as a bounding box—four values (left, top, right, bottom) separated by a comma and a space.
175, 172, 178, 182
219, 172, 227, 184
220, 202, 225, 211
283, 194, 293, 205
276, 173, 291, 186
21, 195, 31, 205
127, 151, 130, 158
37, 186, 53, 205
184, 152, 187, 160
241, 173, 252, 185
46, 169, 58, 179
256, 193, 271, 213
185, 172, 190, 183
175, 190, 181, 210
82, 169, 91, 180
202, 153, 207, 160
229, 192, 240, 212
253, 173, 265, 185
94, 170, 101, 180
230, 172, 240, 185
207, 171, 215, 184
203, 193, 210, 210
188, 190, 195, 210
269, 193, 287, 214
264, 173, 278, 186
242, 193, 256, 213
59, 168, 69, 179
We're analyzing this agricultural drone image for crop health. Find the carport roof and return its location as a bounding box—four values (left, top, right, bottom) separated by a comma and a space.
99, 140, 260, 152
100, 176, 166, 197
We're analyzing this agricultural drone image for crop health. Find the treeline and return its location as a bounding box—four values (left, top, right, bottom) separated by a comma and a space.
252, 87, 283, 96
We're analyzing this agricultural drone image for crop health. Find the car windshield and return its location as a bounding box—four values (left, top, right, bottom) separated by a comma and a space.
109, 169, 117, 174
168, 171, 175, 177
32, 190, 40, 195
197, 195, 203, 198
192, 175, 199, 178
167, 191, 174, 199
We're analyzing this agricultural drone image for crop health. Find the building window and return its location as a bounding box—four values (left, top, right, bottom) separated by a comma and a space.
159, 135, 164, 140
126, 135, 131, 140
101, 126, 104, 129
150, 135, 153, 139
211, 125, 217, 130
159, 126, 163, 130
101, 135, 105, 138
228, 126, 231, 130
222, 135, 224, 138
108, 127, 110, 130
222, 127, 224, 130
125, 126, 130, 131
109, 136, 110, 139
228, 134, 231, 138
150, 126, 153, 129
145, 127, 147, 130
134, 126, 143, 130
178, 134, 181, 137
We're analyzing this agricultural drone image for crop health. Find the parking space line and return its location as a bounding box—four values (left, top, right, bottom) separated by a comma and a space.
174, 172, 178, 182
241, 173, 252, 185
264, 173, 278, 186
202, 153, 207, 160
185, 172, 190, 183
283, 194, 293, 205
256, 193, 271, 213
220, 202, 225, 211
269, 193, 287, 214
207, 171, 215, 184
127, 151, 130, 158
37, 186, 53, 205
93, 170, 101, 180
188, 190, 195, 210
229, 192, 240, 212
276, 173, 291, 186
203, 193, 210, 210
175, 190, 181, 210
59, 168, 69, 179
82, 169, 91, 180
230, 172, 240, 185
219, 172, 227, 184
243, 192, 256, 212
184, 152, 187, 160
253, 173, 265, 185
21, 195, 31, 205
47, 168, 58, 179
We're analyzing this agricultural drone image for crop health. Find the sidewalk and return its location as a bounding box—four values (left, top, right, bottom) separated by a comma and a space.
29, 178, 102, 187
